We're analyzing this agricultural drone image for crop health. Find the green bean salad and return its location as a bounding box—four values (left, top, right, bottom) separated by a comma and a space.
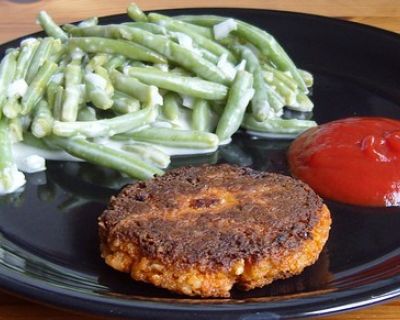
0, 3, 316, 194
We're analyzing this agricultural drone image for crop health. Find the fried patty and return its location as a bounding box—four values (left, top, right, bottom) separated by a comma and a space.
98, 164, 331, 297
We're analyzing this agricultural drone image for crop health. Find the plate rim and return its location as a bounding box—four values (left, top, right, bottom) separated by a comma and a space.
1, 7, 400, 319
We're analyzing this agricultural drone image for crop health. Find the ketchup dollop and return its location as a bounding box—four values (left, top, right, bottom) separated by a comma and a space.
288, 117, 400, 207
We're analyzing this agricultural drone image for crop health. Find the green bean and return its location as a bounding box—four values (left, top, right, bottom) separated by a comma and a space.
114, 127, 219, 149
123, 22, 167, 35
48, 40, 65, 63
77, 106, 97, 121
15, 39, 39, 80
68, 37, 167, 64
237, 45, 283, 120
287, 92, 314, 112
85, 73, 114, 110
242, 114, 317, 133
61, 63, 83, 121
0, 119, 25, 193
47, 135, 163, 180
85, 77, 114, 111
111, 70, 162, 106
2, 99, 22, 120
26, 38, 54, 84
94, 65, 114, 96
31, 99, 54, 138
21, 61, 58, 115
0, 50, 18, 111
103, 55, 126, 70
170, 67, 192, 77
162, 92, 180, 121
162, 20, 213, 39
22, 131, 55, 150
53, 106, 157, 138
87, 53, 109, 70
123, 143, 170, 168
52, 85, 64, 120
47, 80, 61, 106
299, 69, 313, 88
176, 15, 308, 92
148, 13, 237, 63
264, 75, 296, 106
67, 25, 110, 37
37, 11, 68, 41
0, 119, 13, 168
112, 91, 140, 114
153, 63, 169, 72
9, 117, 24, 143
127, 3, 148, 22
199, 48, 219, 64
216, 70, 254, 142
127, 60, 148, 68
0, 119, 26, 192
262, 64, 298, 91
192, 99, 215, 132
124, 67, 228, 100
3, 99, 22, 119
182, 23, 213, 39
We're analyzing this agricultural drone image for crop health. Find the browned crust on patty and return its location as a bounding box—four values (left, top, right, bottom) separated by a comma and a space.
98, 164, 331, 297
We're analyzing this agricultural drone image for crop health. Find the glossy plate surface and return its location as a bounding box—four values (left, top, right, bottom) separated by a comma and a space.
1, 8, 400, 320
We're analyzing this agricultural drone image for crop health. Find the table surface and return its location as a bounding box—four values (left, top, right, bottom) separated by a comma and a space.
1, 0, 400, 319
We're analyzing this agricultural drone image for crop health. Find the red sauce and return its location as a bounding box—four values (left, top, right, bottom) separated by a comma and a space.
288, 117, 400, 207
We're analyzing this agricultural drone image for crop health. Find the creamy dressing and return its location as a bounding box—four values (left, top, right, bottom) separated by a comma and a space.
218, 138, 232, 146
7, 79, 28, 98
13, 143, 81, 163
18, 155, 46, 173
0, 165, 26, 195
213, 19, 237, 40
170, 32, 194, 50
0, 128, 272, 196
85, 73, 107, 90
217, 53, 236, 81
172, 108, 193, 130
20, 37, 39, 47
11, 132, 217, 169
153, 64, 169, 72
149, 86, 164, 107
2, 109, 227, 196
70, 47, 85, 61
157, 107, 193, 131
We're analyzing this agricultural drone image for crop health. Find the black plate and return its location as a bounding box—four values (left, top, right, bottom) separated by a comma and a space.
1, 8, 400, 320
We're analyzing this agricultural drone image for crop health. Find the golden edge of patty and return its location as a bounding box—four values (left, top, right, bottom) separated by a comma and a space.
100, 205, 331, 298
